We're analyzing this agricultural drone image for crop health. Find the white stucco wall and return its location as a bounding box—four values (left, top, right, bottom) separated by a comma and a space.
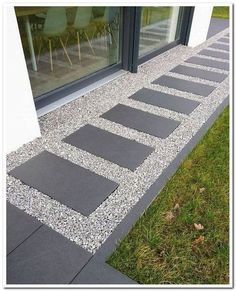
3, 5, 41, 154
188, 6, 213, 47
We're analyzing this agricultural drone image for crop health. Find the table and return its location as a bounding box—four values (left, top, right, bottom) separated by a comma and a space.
15, 7, 48, 71
15, 7, 77, 71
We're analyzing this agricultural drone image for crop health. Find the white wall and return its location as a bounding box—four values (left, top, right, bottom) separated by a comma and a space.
188, 6, 213, 47
3, 5, 41, 154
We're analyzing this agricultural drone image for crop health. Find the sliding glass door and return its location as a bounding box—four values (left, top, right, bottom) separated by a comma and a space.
15, 7, 122, 98
139, 7, 184, 57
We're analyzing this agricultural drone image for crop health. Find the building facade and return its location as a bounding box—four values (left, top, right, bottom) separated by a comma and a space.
4, 5, 214, 153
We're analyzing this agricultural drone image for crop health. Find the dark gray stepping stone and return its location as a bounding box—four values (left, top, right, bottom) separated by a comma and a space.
7, 203, 42, 255
185, 56, 229, 71
171, 64, 227, 83
152, 75, 215, 97
145, 28, 159, 33
139, 38, 157, 46
63, 125, 154, 171
146, 28, 166, 34
209, 43, 229, 52
71, 261, 136, 284
218, 37, 229, 43
9, 151, 118, 216
198, 49, 229, 60
140, 31, 164, 39
7, 226, 91, 284
101, 104, 180, 139
129, 88, 200, 115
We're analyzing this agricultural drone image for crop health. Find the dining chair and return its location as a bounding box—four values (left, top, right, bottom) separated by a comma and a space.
72, 7, 95, 60
91, 7, 119, 47
37, 7, 72, 71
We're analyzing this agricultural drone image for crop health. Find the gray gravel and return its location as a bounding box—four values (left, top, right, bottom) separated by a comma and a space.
6, 28, 229, 253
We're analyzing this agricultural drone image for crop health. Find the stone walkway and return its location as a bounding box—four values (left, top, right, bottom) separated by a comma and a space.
6, 26, 229, 284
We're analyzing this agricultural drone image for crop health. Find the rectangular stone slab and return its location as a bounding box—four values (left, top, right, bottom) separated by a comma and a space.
198, 49, 229, 60
152, 75, 215, 96
146, 28, 166, 34
139, 38, 157, 46
218, 37, 229, 43
63, 125, 154, 171
209, 43, 229, 52
129, 88, 200, 115
159, 24, 168, 28
72, 261, 136, 284
171, 64, 227, 83
101, 104, 180, 139
9, 151, 118, 216
7, 226, 91, 284
7, 203, 42, 255
185, 56, 229, 71
140, 31, 164, 39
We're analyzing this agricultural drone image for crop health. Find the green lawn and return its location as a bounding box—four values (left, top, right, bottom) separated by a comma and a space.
108, 107, 229, 284
212, 6, 230, 19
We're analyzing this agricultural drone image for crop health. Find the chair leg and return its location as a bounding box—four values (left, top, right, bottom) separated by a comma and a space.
65, 33, 69, 48
84, 31, 95, 55
106, 26, 112, 45
48, 39, 53, 71
59, 37, 72, 66
109, 26, 117, 47
103, 26, 107, 49
76, 31, 81, 61
37, 38, 42, 63
91, 27, 96, 45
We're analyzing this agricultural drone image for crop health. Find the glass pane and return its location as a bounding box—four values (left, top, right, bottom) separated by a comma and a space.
15, 7, 121, 98
139, 7, 183, 57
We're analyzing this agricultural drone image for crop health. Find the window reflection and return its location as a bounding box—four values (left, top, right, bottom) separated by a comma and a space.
15, 7, 121, 98
139, 7, 183, 57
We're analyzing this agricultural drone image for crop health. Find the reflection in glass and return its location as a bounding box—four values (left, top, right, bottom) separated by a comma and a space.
15, 7, 121, 98
139, 7, 183, 57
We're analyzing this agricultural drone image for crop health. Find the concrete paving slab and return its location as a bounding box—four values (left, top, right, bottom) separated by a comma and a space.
9, 151, 118, 216
171, 64, 227, 82
146, 28, 167, 34
152, 75, 215, 96
129, 88, 200, 114
209, 43, 229, 52
71, 261, 136, 284
218, 37, 229, 43
7, 226, 91, 284
7, 203, 42, 255
185, 56, 229, 71
63, 125, 154, 171
101, 104, 180, 139
139, 38, 157, 46
198, 49, 229, 60
207, 18, 229, 39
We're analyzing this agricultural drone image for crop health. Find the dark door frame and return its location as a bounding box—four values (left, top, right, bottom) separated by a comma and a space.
35, 6, 194, 110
